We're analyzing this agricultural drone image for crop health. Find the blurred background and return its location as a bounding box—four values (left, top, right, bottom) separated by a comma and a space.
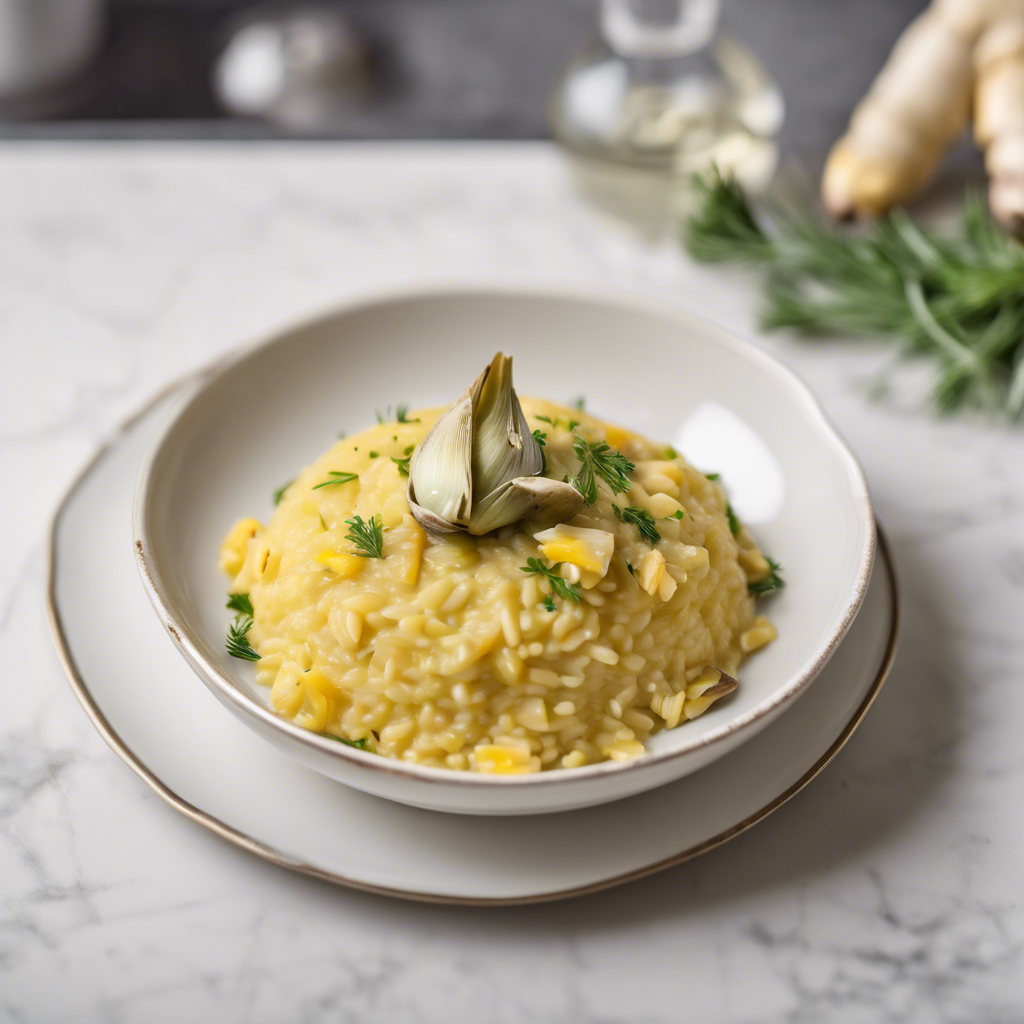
0, 0, 931, 168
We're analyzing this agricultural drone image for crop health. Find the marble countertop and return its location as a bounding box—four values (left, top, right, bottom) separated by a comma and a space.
2, 142, 1022, 1023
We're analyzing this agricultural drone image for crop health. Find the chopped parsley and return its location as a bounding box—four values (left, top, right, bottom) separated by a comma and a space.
312, 470, 358, 491
613, 503, 661, 545
226, 592, 253, 616
665, 446, 679, 459
369, 451, 379, 459
379, 403, 420, 424
345, 514, 384, 559
706, 472, 721, 481
520, 558, 582, 606
570, 435, 635, 504
273, 479, 294, 506
571, 395, 586, 411
664, 510, 686, 521
531, 429, 547, 447
749, 557, 785, 596
226, 615, 260, 662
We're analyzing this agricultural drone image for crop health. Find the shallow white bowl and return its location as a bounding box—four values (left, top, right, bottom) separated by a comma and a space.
134, 284, 875, 815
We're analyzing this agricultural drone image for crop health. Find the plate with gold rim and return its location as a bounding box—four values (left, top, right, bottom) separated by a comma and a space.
48, 375, 898, 905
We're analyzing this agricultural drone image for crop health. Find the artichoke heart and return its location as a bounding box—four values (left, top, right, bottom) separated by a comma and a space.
407, 352, 585, 535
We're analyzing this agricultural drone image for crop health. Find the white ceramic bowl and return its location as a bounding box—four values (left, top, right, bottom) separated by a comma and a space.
133, 284, 875, 815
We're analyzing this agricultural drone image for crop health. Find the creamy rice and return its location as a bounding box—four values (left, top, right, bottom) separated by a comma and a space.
221, 399, 777, 773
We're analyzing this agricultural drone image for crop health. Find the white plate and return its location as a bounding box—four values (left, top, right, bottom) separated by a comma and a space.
49, 380, 898, 904
133, 286, 876, 814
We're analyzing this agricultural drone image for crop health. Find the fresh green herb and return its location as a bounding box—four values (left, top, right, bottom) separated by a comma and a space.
570, 435, 635, 504
705, 472, 721, 481
532, 429, 547, 447
571, 396, 586, 411
273, 479, 294, 506
685, 171, 1024, 417
613, 503, 661, 545
664, 510, 686, 521
626, 561, 636, 578
369, 451, 378, 459
396, 403, 419, 423
535, 414, 556, 426
226, 592, 253, 616
391, 447, 413, 477
345, 514, 384, 559
567, 419, 581, 431
749, 557, 785, 596
542, 594, 556, 613
726, 503, 741, 536
520, 558, 582, 605
325, 734, 370, 750
226, 616, 260, 662
312, 471, 358, 491
665, 446, 679, 460
392, 435, 398, 441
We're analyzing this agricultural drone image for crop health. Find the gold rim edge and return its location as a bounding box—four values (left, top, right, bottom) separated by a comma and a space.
45, 375, 901, 907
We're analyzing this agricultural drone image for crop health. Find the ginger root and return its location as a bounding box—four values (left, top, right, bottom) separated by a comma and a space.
823, 0, 1024, 233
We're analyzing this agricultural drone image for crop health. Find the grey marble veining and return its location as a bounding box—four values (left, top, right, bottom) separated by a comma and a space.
1, 142, 1023, 1023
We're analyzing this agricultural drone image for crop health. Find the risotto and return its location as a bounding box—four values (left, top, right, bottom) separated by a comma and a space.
220, 362, 781, 774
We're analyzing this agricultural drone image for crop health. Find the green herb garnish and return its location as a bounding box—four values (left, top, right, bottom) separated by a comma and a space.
520, 558, 582, 605
532, 429, 547, 446
391, 445, 414, 477
705, 472, 721, 481
749, 557, 785, 596
273, 479, 294, 506
626, 562, 636, 577
542, 594, 556, 613
369, 451, 379, 459
571, 396, 586, 411
685, 171, 1024, 417
665, 446, 679, 459
312, 471, 358, 491
345, 514, 384, 559
226, 592, 253, 616
226, 615, 260, 662
613, 503, 661, 545
396, 403, 419, 423
726, 503, 741, 536
325, 734, 370, 750
570, 436, 635, 504
664, 510, 686, 521
535, 414, 556, 426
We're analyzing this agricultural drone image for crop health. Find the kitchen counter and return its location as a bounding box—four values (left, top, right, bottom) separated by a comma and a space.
2, 142, 1023, 1023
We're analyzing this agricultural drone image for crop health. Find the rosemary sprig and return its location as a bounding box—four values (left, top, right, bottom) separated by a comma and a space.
685, 171, 1024, 417
345, 514, 384, 558
613, 503, 661, 545
520, 558, 582, 606
226, 615, 260, 661
570, 436, 635, 504
749, 557, 785, 596
312, 471, 358, 491
226, 592, 253, 616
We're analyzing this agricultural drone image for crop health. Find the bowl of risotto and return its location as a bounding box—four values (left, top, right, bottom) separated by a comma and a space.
134, 285, 874, 815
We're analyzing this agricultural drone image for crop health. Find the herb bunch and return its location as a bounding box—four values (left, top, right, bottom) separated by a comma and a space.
685, 172, 1024, 417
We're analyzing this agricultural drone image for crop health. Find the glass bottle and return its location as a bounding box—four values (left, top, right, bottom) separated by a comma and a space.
550, 0, 784, 231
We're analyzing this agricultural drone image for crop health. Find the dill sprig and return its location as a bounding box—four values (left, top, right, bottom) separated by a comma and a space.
613, 503, 661, 545
226, 615, 260, 661
273, 479, 294, 506
345, 514, 384, 558
520, 558, 582, 605
377, 404, 420, 424
726, 503, 741, 536
749, 557, 785, 596
325, 734, 370, 750
226, 592, 253, 616
312, 471, 358, 491
685, 171, 1024, 417
391, 445, 415, 477
570, 436, 635, 504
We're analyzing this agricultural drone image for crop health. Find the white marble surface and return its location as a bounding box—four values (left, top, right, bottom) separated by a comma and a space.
2, 142, 1023, 1023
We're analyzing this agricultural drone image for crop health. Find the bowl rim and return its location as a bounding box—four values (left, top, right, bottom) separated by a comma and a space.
132, 280, 876, 790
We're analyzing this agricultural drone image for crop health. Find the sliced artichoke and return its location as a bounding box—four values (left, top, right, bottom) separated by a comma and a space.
407, 352, 584, 535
